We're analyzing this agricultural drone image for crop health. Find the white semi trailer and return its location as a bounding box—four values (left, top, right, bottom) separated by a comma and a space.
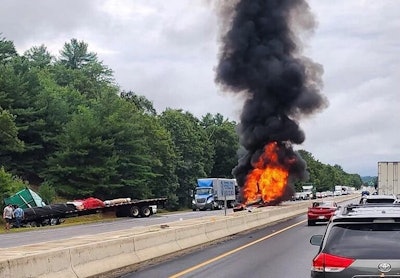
377, 161, 400, 196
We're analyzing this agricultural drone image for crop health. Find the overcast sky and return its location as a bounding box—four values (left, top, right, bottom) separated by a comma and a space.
1, 0, 399, 177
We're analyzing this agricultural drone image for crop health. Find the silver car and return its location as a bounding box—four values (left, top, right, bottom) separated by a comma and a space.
310, 203, 400, 277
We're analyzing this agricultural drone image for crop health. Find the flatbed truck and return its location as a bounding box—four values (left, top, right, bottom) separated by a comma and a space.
19, 197, 168, 227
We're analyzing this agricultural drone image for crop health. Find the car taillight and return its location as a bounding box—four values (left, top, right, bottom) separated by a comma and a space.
312, 253, 355, 272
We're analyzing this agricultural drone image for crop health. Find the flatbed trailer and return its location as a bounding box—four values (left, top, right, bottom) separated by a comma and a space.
20, 197, 167, 227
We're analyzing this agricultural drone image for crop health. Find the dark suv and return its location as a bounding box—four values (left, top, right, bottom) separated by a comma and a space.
310, 203, 400, 277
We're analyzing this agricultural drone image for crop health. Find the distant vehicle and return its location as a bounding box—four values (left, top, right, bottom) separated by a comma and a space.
334, 185, 349, 195
303, 185, 314, 199
310, 203, 400, 277
192, 178, 237, 210
359, 194, 397, 204
292, 192, 301, 201
315, 192, 322, 198
307, 201, 338, 226
361, 190, 370, 196
378, 161, 400, 195
333, 190, 342, 196
292, 192, 308, 201
325, 191, 333, 197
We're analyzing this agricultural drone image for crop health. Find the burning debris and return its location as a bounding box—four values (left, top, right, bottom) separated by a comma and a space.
215, 0, 328, 208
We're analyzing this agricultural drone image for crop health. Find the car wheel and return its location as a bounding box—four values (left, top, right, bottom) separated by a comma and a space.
308, 220, 315, 226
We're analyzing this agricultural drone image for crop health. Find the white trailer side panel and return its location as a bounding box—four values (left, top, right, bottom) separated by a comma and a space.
378, 162, 400, 195
214, 178, 237, 201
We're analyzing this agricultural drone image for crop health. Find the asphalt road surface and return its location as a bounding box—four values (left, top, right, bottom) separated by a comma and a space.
120, 214, 325, 278
120, 198, 357, 278
0, 208, 235, 248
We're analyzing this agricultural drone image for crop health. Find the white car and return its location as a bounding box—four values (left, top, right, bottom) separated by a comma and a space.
334, 190, 342, 196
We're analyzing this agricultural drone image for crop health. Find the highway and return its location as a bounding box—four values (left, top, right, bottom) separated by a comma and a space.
0, 208, 236, 248
120, 214, 324, 278
120, 197, 357, 278
0, 197, 357, 278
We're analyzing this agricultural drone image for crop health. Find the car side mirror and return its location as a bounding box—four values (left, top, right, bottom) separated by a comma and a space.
310, 235, 323, 246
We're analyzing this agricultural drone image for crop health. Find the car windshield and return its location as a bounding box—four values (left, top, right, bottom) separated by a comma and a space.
196, 188, 213, 195
324, 223, 400, 259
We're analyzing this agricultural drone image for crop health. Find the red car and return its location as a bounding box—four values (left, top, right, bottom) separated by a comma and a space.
307, 201, 338, 226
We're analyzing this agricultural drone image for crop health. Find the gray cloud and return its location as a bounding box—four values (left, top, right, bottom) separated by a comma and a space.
1, 0, 399, 176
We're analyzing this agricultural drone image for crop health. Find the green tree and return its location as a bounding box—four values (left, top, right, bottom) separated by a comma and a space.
119, 92, 179, 207
0, 108, 24, 153
201, 113, 239, 178
297, 149, 363, 192
23, 45, 53, 68
45, 102, 120, 198
120, 91, 157, 115
0, 36, 17, 63
38, 181, 56, 205
55, 39, 115, 99
0, 56, 48, 183
59, 38, 97, 69
160, 109, 213, 207
0, 167, 26, 208
44, 91, 159, 199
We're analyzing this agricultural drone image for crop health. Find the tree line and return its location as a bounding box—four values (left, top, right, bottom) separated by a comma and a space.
0, 36, 363, 210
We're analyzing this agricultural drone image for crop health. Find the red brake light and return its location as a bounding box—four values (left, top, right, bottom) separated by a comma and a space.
312, 253, 355, 272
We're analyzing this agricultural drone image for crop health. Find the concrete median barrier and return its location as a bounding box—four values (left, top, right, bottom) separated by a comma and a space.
70, 237, 138, 278
205, 218, 229, 241
0, 195, 357, 278
0, 248, 76, 278
134, 228, 180, 262
175, 223, 209, 249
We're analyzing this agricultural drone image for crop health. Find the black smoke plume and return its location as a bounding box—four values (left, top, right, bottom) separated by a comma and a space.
215, 0, 328, 202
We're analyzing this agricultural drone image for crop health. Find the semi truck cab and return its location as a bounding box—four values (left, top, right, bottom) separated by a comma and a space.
192, 186, 218, 211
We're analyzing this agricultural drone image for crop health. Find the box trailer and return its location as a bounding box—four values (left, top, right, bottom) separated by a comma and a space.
377, 161, 400, 196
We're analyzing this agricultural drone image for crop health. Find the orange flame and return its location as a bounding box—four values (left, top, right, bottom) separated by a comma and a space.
243, 142, 289, 204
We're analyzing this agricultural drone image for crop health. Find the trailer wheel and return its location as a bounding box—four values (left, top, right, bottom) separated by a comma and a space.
129, 206, 140, 217
140, 206, 152, 217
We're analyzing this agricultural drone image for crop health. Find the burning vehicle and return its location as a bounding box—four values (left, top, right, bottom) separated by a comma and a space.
214, 0, 328, 209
